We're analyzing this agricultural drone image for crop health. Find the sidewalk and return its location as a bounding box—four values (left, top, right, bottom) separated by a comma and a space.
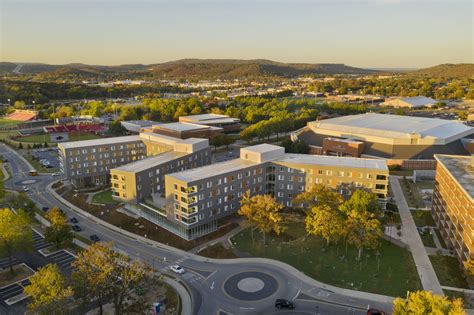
389, 176, 444, 295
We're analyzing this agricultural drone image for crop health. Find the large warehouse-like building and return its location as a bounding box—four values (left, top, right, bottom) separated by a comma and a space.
292, 113, 474, 159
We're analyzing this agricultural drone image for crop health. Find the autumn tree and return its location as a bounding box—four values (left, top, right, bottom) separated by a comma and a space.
305, 204, 345, 245
393, 290, 465, 315
238, 193, 284, 244
45, 207, 73, 248
294, 184, 344, 211
72, 242, 154, 315
0, 208, 32, 273
24, 263, 73, 315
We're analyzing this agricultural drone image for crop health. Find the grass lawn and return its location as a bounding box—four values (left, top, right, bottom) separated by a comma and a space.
0, 119, 21, 128
419, 231, 436, 248
411, 210, 436, 227
198, 243, 238, 259
389, 170, 414, 176
429, 255, 468, 288
0, 264, 34, 287
231, 222, 422, 297
91, 189, 119, 205
16, 132, 102, 143
434, 229, 448, 249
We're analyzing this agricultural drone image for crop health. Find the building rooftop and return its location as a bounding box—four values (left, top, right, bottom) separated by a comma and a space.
58, 135, 141, 149
395, 96, 436, 107
154, 122, 209, 132
167, 158, 259, 182
309, 113, 473, 140
113, 151, 187, 173
243, 143, 283, 154
275, 154, 388, 170
121, 120, 157, 133
435, 155, 474, 199
180, 113, 229, 121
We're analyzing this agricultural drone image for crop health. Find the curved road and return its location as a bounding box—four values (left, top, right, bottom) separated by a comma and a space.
0, 143, 393, 315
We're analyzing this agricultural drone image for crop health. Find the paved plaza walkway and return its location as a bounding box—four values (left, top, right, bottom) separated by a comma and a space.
389, 176, 444, 296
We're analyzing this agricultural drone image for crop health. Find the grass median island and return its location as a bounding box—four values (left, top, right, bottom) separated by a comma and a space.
198, 243, 238, 259
419, 230, 436, 248
23, 153, 58, 173
231, 222, 422, 297
0, 264, 34, 287
429, 254, 469, 288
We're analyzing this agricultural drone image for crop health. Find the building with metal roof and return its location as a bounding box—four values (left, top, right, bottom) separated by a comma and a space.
381, 96, 437, 108
292, 113, 474, 159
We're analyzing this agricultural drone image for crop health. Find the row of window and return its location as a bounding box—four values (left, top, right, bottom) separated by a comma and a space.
69, 143, 144, 155
68, 150, 143, 162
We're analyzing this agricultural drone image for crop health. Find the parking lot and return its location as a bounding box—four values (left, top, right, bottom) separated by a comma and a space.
31, 148, 59, 168
0, 230, 76, 309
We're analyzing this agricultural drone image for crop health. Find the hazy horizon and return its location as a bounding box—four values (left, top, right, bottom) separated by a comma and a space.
1, 0, 472, 68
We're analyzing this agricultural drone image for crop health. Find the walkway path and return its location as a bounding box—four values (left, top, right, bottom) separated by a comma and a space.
188, 220, 246, 254
389, 176, 444, 295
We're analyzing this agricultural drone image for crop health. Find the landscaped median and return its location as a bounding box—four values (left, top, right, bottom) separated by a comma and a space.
230, 222, 422, 297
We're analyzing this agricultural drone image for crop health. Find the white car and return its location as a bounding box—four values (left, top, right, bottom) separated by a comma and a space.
52, 172, 61, 176
170, 265, 185, 274
22, 186, 30, 192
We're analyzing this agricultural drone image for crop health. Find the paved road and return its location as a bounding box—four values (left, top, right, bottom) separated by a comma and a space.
1, 143, 394, 315
389, 176, 443, 296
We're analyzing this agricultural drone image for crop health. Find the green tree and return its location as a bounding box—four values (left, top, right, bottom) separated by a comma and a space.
238, 193, 285, 244
393, 290, 465, 315
24, 263, 73, 315
340, 191, 383, 259
45, 207, 73, 248
0, 208, 32, 273
108, 121, 127, 136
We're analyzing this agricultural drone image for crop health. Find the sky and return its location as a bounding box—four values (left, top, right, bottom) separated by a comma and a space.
0, 0, 472, 68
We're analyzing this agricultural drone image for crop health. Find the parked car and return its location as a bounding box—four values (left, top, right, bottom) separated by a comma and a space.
22, 186, 30, 192
275, 299, 295, 310
89, 235, 100, 242
42, 207, 49, 212
70, 217, 78, 223
170, 265, 185, 274
72, 225, 82, 232
52, 172, 61, 176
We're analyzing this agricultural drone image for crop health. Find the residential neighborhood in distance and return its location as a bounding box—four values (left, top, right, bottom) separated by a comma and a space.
0, 0, 473, 314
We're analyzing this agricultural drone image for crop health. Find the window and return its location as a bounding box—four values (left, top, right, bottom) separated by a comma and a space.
287, 184, 293, 190
376, 174, 387, 180
318, 170, 323, 175
367, 174, 373, 179
326, 170, 332, 176
277, 192, 284, 197
376, 184, 386, 190
278, 175, 284, 180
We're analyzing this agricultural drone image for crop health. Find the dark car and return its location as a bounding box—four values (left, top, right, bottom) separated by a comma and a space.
90, 235, 100, 242
42, 207, 49, 212
275, 299, 295, 310
72, 225, 82, 232
70, 217, 78, 224
367, 309, 386, 315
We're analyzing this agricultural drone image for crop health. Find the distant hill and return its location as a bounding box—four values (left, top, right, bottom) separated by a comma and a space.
409, 63, 474, 79
149, 59, 376, 78
0, 59, 376, 80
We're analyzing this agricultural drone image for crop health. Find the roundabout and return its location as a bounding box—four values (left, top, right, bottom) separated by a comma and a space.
223, 271, 278, 301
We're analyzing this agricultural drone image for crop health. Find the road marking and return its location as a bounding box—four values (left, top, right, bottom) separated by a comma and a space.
292, 288, 301, 301
211, 281, 215, 290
